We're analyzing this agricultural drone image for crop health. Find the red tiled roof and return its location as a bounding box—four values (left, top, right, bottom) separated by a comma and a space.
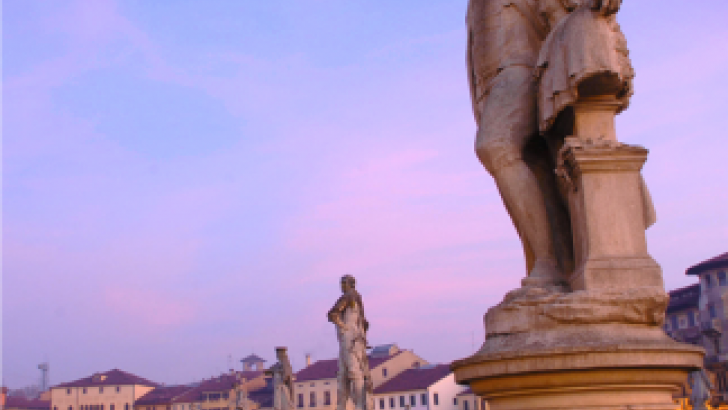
53, 369, 158, 389
373, 365, 451, 394
171, 372, 264, 404
296, 352, 402, 382
5, 397, 50, 410
686, 252, 728, 276
667, 283, 701, 314
136, 386, 192, 406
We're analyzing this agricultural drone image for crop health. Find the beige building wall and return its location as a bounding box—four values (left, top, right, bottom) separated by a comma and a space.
295, 350, 428, 410
52, 385, 155, 410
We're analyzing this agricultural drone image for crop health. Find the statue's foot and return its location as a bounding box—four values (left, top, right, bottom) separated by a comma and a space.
521, 258, 562, 289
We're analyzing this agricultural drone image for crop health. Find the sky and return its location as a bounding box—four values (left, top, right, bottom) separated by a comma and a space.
3, 0, 728, 389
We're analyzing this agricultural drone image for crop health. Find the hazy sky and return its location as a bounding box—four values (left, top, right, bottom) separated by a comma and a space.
4, 0, 728, 389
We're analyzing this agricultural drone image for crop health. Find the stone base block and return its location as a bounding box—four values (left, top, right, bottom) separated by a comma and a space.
452, 338, 703, 410
484, 286, 668, 337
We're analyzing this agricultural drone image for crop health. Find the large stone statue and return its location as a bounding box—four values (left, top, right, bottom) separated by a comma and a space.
328, 275, 373, 410
269, 347, 295, 410
453, 2, 704, 410
688, 369, 714, 410
466, 0, 653, 288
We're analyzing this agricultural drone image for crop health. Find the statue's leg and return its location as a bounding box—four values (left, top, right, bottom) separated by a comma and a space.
475, 66, 560, 286
336, 356, 349, 410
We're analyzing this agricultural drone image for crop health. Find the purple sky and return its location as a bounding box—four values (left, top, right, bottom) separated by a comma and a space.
3, 0, 728, 389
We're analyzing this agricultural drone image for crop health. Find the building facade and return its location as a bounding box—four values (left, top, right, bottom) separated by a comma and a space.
171, 371, 267, 410
293, 344, 428, 410
50, 369, 158, 410
666, 251, 728, 404
454, 389, 487, 410
372, 364, 465, 410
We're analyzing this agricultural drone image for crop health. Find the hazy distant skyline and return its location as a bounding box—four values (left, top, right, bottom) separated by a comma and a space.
4, 0, 728, 389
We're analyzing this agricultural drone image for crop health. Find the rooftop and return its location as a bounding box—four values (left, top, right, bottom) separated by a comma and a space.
296, 351, 403, 382
686, 252, 728, 276
53, 369, 158, 389
136, 386, 192, 406
457, 388, 473, 396
172, 372, 264, 404
667, 283, 701, 314
241, 354, 266, 363
5, 397, 51, 410
373, 364, 451, 394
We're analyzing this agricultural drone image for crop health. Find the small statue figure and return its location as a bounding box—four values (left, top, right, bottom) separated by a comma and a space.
269, 347, 295, 410
231, 376, 249, 410
328, 275, 373, 410
688, 369, 714, 410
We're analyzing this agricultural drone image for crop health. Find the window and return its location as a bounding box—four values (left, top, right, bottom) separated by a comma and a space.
67, 389, 72, 395
389, 398, 395, 409
310, 383, 315, 387
125, 404, 130, 410
475, 399, 479, 410
420, 394, 427, 406
400, 396, 405, 407
310, 392, 317, 408
100, 387, 104, 393
705, 275, 713, 288
679, 317, 687, 329
380, 399, 385, 410
688, 311, 696, 327
54, 407, 58, 410
410, 396, 416, 406
83, 388, 87, 394
298, 394, 304, 408
453, 399, 458, 405
464, 401, 470, 410
110, 405, 114, 410
670, 315, 679, 330
116, 387, 121, 393
324, 391, 331, 406
69, 406, 73, 410
433, 394, 439, 406
382, 368, 388, 378
720, 271, 727, 286
101, 405, 104, 410
710, 304, 718, 319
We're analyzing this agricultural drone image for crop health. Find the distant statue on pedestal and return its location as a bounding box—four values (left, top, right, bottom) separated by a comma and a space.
689, 369, 714, 410
328, 275, 373, 410
269, 347, 295, 410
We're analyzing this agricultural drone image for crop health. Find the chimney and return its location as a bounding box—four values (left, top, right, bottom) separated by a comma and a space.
305, 354, 311, 367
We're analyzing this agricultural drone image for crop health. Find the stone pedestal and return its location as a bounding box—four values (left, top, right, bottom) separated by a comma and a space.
453, 338, 702, 410
556, 137, 663, 292
452, 93, 704, 410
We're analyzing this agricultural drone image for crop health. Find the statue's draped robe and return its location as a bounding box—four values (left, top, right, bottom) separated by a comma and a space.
535, 4, 634, 133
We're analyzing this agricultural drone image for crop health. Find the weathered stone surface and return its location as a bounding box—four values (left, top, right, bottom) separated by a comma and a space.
486, 286, 668, 337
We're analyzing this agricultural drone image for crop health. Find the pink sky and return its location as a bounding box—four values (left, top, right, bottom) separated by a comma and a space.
3, 0, 728, 388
